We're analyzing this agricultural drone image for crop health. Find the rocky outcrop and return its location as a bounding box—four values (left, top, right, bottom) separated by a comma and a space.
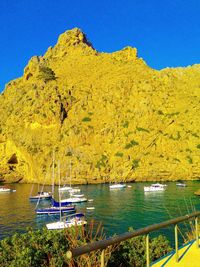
0, 28, 200, 185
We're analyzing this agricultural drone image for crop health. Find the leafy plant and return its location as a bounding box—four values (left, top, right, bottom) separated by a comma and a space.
122, 121, 129, 128
115, 152, 123, 157
136, 127, 149, 133
186, 156, 193, 164
108, 229, 172, 267
0, 223, 173, 267
125, 139, 139, 149
37, 66, 56, 82
82, 117, 91, 122
131, 159, 140, 170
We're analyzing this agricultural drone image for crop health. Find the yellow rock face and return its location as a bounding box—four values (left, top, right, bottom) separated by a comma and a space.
0, 28, 200, 184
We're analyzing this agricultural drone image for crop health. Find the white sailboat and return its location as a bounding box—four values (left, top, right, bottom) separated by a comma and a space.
46, 161, 87, 230
60, 160, 87, 203
46, 213, 87, 230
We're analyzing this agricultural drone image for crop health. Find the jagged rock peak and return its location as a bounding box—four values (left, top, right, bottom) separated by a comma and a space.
56, 27, 94, 49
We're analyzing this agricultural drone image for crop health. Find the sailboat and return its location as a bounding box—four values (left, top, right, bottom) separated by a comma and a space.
35, 153, 76, 215
46, 161, 87, 230
59, 160, 87, 203
46, 212, 87, 230
36, 205, 76, 215
29, 183, 52, 201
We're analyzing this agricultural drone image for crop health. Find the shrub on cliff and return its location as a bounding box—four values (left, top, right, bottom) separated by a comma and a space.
37, 66, 56, 82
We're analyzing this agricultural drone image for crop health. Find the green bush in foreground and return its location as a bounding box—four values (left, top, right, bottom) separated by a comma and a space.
0, 225, 172, 267
0, 228, 70, 267
108, 229, 172, 267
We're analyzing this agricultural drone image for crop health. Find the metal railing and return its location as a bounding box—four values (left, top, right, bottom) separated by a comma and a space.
67, 211, 200, 267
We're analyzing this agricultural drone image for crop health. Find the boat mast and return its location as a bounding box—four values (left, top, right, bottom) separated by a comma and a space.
58, 160, 62, 222
70, 159, 72, 188
52, 149, 55, 197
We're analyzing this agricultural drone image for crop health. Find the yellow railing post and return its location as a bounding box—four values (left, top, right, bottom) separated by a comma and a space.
101, 249, 105, 267
175, 224, 179, 262
146, 234, 150, 267
195, 216, 199, 248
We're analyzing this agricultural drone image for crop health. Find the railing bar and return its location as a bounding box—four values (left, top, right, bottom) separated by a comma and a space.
70, 211, 200, 257
175, 224, 179, 262
101, 249, 105, 267
146, 234, 150, 267
195, 216, 199, 249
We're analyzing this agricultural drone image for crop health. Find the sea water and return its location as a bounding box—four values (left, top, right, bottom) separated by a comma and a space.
0, 181, 200, 244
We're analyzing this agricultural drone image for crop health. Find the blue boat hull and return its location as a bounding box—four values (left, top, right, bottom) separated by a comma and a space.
51, 198, 72, 207
36, 206, 76, 215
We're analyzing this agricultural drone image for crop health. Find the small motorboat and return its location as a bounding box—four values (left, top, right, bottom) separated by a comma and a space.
29, 191, 52, 201
68, 188, 81, 193
61, 196, 87, 203
144, 183, 166, 192
35, 205, 76, 215
86, 206, 95, 210
176, 183, 187, 187
58, 185, 71, 191
0, 187, 15, 193
46, 213, 87, 230
109, 183, 126, 189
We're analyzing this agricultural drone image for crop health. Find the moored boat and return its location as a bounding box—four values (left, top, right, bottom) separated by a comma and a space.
109, 183, 126, 189
46, 213, 87, 230
144, 183, 166, 192
35, 205, 76, 215
70, 193, 84, 198
58, 185, 71, 191
176, 183, 186, 187
61, 196, 87, 203
0, 187, 15, 193
51, 198, 72, 207
68, 188, 81, 193
29, 191, 52, 201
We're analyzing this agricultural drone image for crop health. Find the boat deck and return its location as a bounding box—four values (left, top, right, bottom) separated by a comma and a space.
152, 239, 200, 267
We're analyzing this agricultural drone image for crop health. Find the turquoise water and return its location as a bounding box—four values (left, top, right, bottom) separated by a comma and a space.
0, 181, 200, 243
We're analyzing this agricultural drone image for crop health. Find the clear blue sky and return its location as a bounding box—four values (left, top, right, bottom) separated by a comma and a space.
1, 0, 200, 91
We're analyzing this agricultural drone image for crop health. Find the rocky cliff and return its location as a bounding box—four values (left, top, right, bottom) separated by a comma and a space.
0, 28, 200, 184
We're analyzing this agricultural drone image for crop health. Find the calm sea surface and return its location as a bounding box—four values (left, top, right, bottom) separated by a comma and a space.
0, 181, 200, 244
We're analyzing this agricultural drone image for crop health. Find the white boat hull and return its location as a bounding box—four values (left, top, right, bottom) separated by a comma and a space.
61, 197, 87, 203
176, 183, 186, 187
46, 220, 87, 230
58, 186, 71, 191
0, 188, 12, 193
68, 188, 81, 193
144, 187, 165, 192
109, 184, 126, 189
